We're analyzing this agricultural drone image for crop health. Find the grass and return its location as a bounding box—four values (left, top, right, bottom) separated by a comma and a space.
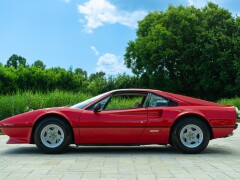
106, 96, 143, 110
217, 98, 240, 109
0, 91, 92, 120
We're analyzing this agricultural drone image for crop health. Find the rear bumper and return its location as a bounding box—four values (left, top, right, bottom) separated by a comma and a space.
212, 127, 235, 138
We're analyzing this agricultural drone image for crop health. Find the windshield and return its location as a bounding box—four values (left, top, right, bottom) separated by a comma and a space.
71, 92, 109, 109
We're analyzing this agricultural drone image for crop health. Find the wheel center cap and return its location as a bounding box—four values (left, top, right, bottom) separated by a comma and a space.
189, 133, 193, 139
50, 133, 55, 139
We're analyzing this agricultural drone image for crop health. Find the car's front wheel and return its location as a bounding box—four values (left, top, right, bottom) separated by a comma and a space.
34, 117, 71, 154
171, 118, 210, 154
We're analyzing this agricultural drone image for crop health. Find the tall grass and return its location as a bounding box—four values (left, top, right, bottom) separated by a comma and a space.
0, 91, 92, 120
217, 98, 240, 109
106, 97, 142, 110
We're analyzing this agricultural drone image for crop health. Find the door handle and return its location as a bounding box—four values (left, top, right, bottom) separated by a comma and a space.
140, 120, 147, 124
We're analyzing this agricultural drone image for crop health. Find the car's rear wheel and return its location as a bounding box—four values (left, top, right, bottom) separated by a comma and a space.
34, 117, 71, 154
171, 117, 210, 154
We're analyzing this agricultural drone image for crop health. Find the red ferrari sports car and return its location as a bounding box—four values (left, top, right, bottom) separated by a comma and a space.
0, 89, 238, 154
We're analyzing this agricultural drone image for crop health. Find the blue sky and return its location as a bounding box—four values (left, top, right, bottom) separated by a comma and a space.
0, 0, 239, 75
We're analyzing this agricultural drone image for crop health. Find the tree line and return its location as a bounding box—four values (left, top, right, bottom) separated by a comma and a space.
0, 54, 140, 95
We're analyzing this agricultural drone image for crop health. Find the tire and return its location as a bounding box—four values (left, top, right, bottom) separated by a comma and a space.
168, 139, 174, 146
34, 117, 72, 154
171, 117, 210, 154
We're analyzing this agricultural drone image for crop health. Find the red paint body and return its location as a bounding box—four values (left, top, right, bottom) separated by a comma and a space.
0, 89, 237, 146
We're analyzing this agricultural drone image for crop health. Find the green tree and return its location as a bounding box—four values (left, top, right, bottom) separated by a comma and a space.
0, 66, 18, 94
5, 54, 27, 69
75, 68, 87, 79
124, 3, 240, 100
32, 60, 46, 70
88, 72, 106, 94
89, 72, 105, 81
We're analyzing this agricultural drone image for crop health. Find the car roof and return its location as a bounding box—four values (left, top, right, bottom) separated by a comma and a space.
109, 88, 161, 93
108, 88, 171, 100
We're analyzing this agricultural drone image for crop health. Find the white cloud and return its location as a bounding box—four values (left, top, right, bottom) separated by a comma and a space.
90, 46, 99, 56
78, 0, 147, 33
187, 0, 226, 8
63, 0, 71, 3
96, 53, 129, 75
187, 0, 209, 7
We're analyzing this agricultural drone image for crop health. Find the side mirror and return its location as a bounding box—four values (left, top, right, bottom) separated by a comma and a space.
93, 103, 101, 112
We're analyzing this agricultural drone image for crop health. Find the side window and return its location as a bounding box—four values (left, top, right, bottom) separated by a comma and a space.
148, 94, 169, 107
105, 94, 146, 110
87, 96, 110, 111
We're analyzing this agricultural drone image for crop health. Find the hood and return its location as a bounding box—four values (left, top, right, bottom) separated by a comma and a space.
166, 92, 224, 106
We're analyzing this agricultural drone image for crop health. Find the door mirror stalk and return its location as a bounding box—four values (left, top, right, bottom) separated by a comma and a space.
93, 103, 101, 112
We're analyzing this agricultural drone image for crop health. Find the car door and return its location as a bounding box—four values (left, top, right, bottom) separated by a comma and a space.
141, 93, 174, 144
78, 92, 148, 144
